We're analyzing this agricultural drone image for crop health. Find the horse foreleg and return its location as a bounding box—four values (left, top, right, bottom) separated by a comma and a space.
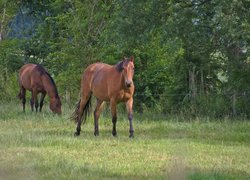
35, 92, 39, 112
21, 88, 26, 112
126, 98, 134, 138
110, 99, 117, 137
30, 93, 34, 112
31, 90, 38, 112
94, 99, 104, 136
39, 92, 46, 112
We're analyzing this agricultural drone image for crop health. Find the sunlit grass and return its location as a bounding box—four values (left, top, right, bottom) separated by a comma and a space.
0, 102, 250, 179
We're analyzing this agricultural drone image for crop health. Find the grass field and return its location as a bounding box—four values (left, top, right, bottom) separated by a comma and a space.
0, 102, 250, 180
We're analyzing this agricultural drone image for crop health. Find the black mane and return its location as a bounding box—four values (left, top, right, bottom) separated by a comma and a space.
36, 64, 59, 97
115, 61, 124, 72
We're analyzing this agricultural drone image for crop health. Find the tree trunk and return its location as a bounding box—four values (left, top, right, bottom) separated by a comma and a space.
189, 66, 197, 100
232, 91, 237, 117
200, 68, 205, 95
0, 6, 6, 41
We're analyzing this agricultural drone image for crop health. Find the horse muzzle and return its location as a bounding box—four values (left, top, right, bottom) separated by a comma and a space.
125, 80, 133, 88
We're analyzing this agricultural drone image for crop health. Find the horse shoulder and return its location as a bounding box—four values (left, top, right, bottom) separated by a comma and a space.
28, 66, 45, 91
115, 87, 134, 102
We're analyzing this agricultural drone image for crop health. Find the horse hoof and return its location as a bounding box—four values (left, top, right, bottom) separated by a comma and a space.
129, 134, 134, 138
74, 132, 80, 136
112, 132, 117, 137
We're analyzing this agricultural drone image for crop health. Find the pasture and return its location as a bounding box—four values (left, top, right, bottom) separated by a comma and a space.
0, 102, 249, 179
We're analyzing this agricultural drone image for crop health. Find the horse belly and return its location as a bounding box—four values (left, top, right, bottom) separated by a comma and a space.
21, 74, 43, 91
92, 87, 110, 101
91, 71, 110, 101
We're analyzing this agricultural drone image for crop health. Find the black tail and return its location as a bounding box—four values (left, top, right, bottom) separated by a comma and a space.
71, 96, 92, 125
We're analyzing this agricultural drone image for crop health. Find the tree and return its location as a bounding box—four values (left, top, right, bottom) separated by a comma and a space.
0, 0, 249, 117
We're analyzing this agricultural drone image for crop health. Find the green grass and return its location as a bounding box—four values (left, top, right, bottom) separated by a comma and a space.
0, 102, 250, 179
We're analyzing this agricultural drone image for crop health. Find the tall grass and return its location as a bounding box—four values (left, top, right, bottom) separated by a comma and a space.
0, 102, 250, 179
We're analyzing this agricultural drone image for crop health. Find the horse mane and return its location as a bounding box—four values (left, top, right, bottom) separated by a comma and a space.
115, 57, 133, 72
36, 64, 59, 97
115, 61, 124, 72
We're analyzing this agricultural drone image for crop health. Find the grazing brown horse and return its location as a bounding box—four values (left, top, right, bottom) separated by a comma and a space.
18, 64, 62, 114
72, 56, 135, 138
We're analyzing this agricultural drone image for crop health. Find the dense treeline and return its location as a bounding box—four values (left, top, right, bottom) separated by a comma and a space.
0, 0, 249, 118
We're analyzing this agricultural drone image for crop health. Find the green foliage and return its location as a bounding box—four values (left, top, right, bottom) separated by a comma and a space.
0, 39, 23, 101
0, 0, 249, 118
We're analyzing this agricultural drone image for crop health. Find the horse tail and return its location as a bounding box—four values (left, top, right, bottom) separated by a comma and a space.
71, 96, 92, 125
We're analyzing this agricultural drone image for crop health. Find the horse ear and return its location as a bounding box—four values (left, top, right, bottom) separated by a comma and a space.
123, 56, 127, 61
130, 56, 134, 62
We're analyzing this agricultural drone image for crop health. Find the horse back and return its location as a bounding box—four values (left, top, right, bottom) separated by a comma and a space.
19, 64, 45, 91
82, 62, 133, 102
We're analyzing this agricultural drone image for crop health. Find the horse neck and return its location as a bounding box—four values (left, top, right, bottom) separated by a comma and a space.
42, 75, 59, 99
112, 67, 127, 90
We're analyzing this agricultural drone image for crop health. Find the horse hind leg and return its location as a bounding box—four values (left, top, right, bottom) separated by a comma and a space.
94, 99, 104, 136
30, 92, 34, 112
19, 87, 26, 112
30, 98, 34, 112
74, 94, 92, 136
22, 94, 26, 112
35, 96, 39, 113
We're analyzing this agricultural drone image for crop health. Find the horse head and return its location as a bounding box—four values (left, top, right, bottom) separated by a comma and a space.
121, 56, 135, 88
50, 96, 62, 114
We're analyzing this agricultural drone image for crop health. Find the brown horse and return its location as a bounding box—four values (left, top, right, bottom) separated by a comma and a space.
72, 56, 135, 138
18, 63, 62, 114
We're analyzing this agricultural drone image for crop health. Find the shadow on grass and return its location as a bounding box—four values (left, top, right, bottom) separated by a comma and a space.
32, 118, 250, 148
0, 164, 165, 180
1, 157, 249, 180
187, 169, 250, 180
133, 121, 250, 147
